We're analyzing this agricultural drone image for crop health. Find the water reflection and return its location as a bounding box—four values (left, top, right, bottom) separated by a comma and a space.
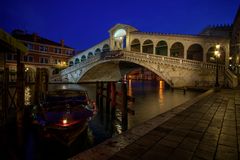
128, 79, 133, 96
20, 81, 201, 159
159, 80, 164, 104
24, 86, 31, 106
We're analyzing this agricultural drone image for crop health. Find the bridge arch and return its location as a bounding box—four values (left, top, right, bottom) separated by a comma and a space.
187, 44, 203, 61
81, 55, 86, 62
75, 58, 80, 64
155, 40, 168, 56
78, 59, 172, 86
142, 39, 154, 54
88, 52, 93, 58
102, 44, 110, 52
69, 61, 74, 67
130, 39, 141, 52
95, 48, 101, 55
206, 46, 226, 63
170, 42, 184, 58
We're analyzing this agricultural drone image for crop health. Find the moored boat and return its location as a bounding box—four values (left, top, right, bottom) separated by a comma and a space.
31, 89, 96, 146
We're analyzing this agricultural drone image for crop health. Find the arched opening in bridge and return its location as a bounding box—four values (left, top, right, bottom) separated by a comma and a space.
75, 58, 80, 64
114, 29, 127, 49
187, 44, 203, 61
126, 68, 162, 81
81, 55, 86, 62
207, 46, 226, 63
170, 42, 184, 58
155, 41, 168, 56
142, 40, 153, 54
95, 48, 101, 55
130, 39, 141, 52
69, 61, 73, 67
88, 52, 93, 59
102, 44, 110, 52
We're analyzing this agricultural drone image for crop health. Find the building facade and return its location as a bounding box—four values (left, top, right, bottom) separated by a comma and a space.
6, 30, 75, 82
230, 6, 240, 75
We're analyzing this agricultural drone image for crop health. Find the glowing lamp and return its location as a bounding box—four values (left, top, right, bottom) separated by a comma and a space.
62, 119, 67, 124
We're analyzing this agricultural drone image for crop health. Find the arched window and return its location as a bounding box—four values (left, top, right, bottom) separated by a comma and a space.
170, 42, 184, 58
69, 61, 74, 66
102, 44, 110, 52
81, 55, 86, 62
130, 39, 141, 52
155, 41, 168, 56
95, 48, 101, 55
88, 52, 93, 59
187, 44, 203, 61
142, 40, 153, 54
114, 29, 127, 49
75, 58, 79, 64
207, 46, 225, 63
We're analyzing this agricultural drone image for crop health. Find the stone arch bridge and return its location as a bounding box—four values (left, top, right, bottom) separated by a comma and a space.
59, 50, 226, 88
55, 24, 238, 88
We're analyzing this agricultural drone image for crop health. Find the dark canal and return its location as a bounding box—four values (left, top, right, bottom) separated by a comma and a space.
2, 80, 201, 160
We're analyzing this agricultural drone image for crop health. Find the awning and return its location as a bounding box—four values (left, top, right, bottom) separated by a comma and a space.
0, 29, 28, 54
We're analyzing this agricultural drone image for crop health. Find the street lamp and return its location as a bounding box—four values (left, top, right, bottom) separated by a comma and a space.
214, 44, 221, 87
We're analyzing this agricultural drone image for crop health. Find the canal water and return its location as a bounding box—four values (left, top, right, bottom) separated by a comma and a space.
3, 80, 201, 160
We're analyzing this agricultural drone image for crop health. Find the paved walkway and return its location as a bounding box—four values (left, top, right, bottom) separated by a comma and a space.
71, 89, 240, 160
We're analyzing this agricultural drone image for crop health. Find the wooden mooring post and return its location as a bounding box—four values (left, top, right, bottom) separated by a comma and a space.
2, 68, 9, 124
95, 81, 132, 132
121, 83, 128, 131
16, 49, 25, 127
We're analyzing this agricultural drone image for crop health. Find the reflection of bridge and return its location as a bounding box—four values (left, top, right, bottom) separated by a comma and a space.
56, 24, 238, 88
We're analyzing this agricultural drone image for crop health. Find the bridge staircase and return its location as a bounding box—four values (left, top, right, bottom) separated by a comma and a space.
225, 69, 239, 88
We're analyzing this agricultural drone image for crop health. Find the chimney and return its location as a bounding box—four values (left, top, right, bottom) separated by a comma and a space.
32, 33, 38, 42
60, 39, 64, 47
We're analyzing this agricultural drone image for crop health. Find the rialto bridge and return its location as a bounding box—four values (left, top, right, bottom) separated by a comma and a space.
56, 24, 238, 88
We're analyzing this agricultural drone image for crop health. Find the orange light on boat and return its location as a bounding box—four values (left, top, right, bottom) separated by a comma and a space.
63, 119, 68, 124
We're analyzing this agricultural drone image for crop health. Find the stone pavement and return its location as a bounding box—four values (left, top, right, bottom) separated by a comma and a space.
71, 89, 240, 160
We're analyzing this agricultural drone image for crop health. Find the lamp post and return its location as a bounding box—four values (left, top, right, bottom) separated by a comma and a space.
214, 44, 220, 88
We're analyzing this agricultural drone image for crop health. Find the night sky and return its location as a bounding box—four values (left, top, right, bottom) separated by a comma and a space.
1, 0, 239, 50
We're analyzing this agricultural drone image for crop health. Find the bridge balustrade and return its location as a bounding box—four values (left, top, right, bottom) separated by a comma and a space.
61, 50, 226, 77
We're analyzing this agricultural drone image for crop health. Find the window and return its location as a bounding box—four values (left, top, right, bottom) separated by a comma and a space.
39, 57, 49, 64
27, 43, 33, 50
28, 56, 33, 62
65, 50, 72, 55
40, 46, 48, 52
6, 54, 12, 60
13, 54, 17, 60
23, 56, 28, 61
55, 48, 61, 53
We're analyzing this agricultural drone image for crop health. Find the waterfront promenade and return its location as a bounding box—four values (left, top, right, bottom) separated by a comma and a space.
71, 88, 240, 160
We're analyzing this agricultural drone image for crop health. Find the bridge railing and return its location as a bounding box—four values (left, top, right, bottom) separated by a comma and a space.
60, 54, 101, 75
122, 51, 225, 71
61, 50, 226, 76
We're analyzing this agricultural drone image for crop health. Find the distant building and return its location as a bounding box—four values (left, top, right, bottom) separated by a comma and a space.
5, 29, 75, 82
230, 6, 240, 74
